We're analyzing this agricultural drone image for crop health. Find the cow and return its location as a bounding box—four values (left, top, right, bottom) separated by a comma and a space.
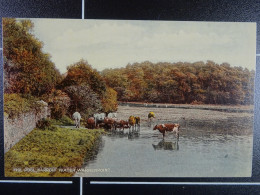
87, 117, 95, 129
115, 120, 129, 131
108, 112, 117, 119
135, 116, 141, 130
148, 112, 155, 127
153, 123, 180, 139
72, 112, 81, 128
104, 117, 116, 130
93, 113, 106, 127
128, 116, 136, 131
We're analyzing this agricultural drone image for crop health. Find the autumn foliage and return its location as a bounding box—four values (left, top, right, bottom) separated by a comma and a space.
3, 19, 118, 120
102, 61, 255, 105
3, 18, 61, 97
59, 60, 118, 117
3, 18, 255, 123
60, 60, 106, 96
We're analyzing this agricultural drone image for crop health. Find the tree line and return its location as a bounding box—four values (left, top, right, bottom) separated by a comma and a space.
102, 61, 255, 105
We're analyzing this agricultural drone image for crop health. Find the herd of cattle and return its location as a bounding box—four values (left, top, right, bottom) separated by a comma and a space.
87, 113, 141, 131
72, 111, 180, 139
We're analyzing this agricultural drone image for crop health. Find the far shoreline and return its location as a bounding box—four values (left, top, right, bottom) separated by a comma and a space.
118, 101, 254, 113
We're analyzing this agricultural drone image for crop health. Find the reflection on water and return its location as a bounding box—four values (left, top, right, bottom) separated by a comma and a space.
152, 139, 179, 151
128, 129, 140, 140
75, 117, 253, 177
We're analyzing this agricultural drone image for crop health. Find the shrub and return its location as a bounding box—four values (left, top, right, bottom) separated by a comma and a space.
48, 90, 71, 120
64, 85, 102, 118
49, 115, 75, 126
4, 93, 41, 119
48, 126, 58, 132
58, 115, 74, 126
36, 118, 51, 130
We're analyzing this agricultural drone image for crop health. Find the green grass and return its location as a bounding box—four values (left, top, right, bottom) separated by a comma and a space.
5, 126, 104, 177
50, 115, 75, 126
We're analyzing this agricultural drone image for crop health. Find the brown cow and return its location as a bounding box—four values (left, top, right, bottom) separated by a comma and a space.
148, 112, 155, 127
128, 116, 136, 131
87, 117, 95, 129
153, 123, 180, 139
135, 116, 141, 128
115, 120, 129, 131
104, 117, 116, 130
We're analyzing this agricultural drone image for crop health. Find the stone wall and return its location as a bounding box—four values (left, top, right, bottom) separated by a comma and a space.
4, 101, 49, 153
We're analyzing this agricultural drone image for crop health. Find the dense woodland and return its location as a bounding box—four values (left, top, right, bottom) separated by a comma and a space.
3, 18, 255, 121
102, 61, 255, 105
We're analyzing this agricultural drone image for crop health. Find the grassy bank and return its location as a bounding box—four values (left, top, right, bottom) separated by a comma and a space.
5, 126, 104, 177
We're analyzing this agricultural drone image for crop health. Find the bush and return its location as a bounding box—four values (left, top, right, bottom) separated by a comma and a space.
48, 90, 71, 120
50, 105, 64, 119
48, 126, 58, 132
49, 115, 75, 126
36, 118, 51, 130
64, 85, 102, 118
4, 93, 40, 119
58, 115, 74, 126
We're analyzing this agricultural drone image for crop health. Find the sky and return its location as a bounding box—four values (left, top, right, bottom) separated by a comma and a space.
28, 19, 256, 74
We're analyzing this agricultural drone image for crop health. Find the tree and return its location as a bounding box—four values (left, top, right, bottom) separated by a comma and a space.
102, 61, 254, 105
60, 60, 106, 96
102, 68, 129, 100
64, 85, 102, 118
46, 90, 71, 119
60, 60, 118, 114
101, 87, 118, 113
3, 18, 61, 97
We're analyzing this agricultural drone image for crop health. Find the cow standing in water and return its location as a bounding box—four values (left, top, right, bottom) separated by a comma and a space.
128, 116, 136, 131
108, 112, 117, 119
72, 112, 81, 128
135, 116, 141, 130
115, 120, 129, 131
104, 117, 116, 130
94, 113, 106, 127
148, 112, 155, 127
153, 123, 180, 139
87, 117, 95, 129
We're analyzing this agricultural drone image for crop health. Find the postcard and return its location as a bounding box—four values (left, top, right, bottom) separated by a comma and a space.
3, 18, 256, 177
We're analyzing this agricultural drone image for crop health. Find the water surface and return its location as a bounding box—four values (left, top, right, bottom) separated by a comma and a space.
75, 117, 253, 177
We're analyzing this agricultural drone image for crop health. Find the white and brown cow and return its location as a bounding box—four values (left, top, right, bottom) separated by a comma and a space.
153, 123, 180, 139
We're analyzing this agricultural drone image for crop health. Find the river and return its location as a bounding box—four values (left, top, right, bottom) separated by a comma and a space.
75, 105, 253, 177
